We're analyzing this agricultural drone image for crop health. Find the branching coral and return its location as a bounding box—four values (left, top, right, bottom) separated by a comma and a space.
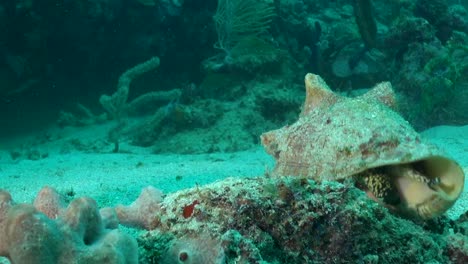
99, 56, 181, 120
97, 56, 183, 147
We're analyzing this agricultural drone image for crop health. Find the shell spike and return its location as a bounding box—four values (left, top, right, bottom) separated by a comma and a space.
301, 73, 339, 116
360, 81, 396, 109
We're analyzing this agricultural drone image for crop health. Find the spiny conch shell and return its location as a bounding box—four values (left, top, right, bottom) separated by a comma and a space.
261, 73, 465, 219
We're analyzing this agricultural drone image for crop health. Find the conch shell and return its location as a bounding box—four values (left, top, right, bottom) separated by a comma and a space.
261, 73, 465, 219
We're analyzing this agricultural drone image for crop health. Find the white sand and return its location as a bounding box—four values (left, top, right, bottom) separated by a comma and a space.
0, 123, 466, 219
0, 123, 274, 207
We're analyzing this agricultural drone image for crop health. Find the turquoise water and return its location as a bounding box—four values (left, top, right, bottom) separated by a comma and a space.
0, 1, 467, 263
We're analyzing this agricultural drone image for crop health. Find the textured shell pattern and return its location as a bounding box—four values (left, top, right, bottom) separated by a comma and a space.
261, 74, 465, 219
262, 74, 440, 181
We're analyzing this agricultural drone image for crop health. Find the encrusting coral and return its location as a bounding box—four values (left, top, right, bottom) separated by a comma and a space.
1, 177, 467, 263
134, 177, 468, 263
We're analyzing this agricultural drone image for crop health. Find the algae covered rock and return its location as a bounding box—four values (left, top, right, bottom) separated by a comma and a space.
136, 176, 467, 263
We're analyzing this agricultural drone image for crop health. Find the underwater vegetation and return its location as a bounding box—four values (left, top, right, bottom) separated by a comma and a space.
1, 0, 467, 147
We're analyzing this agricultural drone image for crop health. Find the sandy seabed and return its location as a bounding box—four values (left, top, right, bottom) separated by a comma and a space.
0, 123, 466, 263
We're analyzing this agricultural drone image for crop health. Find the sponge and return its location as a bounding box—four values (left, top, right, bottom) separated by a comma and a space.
0, 188, 138, 264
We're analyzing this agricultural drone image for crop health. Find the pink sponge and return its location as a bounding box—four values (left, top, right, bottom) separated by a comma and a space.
107, 185, 163, 230
33, 186, 66, 219
0, 188, 138, 264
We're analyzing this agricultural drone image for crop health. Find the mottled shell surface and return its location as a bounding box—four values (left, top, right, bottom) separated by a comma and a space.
262, 74, 434, 180
261, 74, 464, 219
